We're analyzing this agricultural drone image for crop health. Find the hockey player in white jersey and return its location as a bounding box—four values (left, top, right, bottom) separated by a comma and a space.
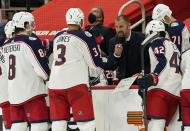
0, 20, 16, 131
180, 49, 190, 131
152, 4, 190, 53
137, 20, 182, 131
0, 47, 11, 130
2, 12, 49, 131
48, 8, 114, 131
152, 4, 190, 130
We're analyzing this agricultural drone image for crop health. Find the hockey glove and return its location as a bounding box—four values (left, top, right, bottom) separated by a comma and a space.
89, 77, 100, 86
137, 73, 158, 90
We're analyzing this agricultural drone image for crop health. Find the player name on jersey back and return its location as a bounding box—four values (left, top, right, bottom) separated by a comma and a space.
3, 44, 20, 53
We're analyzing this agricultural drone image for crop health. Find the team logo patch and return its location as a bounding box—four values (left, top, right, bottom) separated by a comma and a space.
84, 31, 92, 37
157, 8, 162, 13
78, 111, 83, 116
171, 22, 179, 27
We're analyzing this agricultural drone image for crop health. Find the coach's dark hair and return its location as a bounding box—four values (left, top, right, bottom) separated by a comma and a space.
116, 15, 130, 24
94, 6, 104, 25
14, 22, 29, 34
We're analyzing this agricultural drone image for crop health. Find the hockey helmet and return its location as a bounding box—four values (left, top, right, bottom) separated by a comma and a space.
145, 20, 165, 36
4, 21, 15, 38
66, 8, 85, 28
12, 12, 36, 30
152, 4, 172, 24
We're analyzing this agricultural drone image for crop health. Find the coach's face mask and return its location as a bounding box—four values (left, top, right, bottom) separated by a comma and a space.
88, 13, 96, 24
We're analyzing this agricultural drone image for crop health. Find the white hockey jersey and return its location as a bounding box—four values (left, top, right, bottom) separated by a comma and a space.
180, 49, 190, 90
2, 35, 49, 105
148, 38, 182, 96
49, 30, 108, 90
166, 20, 190, 53
0, 47, 8, 105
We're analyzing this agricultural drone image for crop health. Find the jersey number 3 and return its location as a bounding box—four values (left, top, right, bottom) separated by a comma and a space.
55, 44, 66, 66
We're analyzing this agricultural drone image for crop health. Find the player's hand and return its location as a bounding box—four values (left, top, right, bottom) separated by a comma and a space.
137, 73, 158, 89
133, 73, 142, 78
114, 44, 123, 57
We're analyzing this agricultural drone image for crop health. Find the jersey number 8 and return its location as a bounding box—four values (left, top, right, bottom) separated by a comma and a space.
8, 55, 16, 80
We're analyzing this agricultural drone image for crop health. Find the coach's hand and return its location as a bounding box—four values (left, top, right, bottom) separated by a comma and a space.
137, 73, 158, 89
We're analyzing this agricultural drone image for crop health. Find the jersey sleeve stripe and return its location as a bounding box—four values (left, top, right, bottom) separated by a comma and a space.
65, 34, 99, 69
150, 41, 167, 76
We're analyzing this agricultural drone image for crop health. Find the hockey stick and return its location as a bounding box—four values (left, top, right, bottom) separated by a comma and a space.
88, 67, 101, 92
140, 32, 159, 131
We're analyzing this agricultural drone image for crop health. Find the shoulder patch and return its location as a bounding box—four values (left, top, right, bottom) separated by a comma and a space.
29, 37, 37, 41
171, 22, 179, 27
84, 31, 92, 37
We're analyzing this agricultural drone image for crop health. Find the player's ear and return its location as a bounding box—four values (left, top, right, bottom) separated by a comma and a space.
164, 16, 171, 24
127, 23, 131, 30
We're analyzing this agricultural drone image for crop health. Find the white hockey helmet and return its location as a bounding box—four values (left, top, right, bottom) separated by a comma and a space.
145, 20, 165, 36
12, 12, 36, 30
65, 8, 85, 28
152, 4, 172, 23
4, 21, 15, 38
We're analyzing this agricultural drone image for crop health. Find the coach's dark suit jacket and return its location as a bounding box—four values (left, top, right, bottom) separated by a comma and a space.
108, 31, 150, 80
